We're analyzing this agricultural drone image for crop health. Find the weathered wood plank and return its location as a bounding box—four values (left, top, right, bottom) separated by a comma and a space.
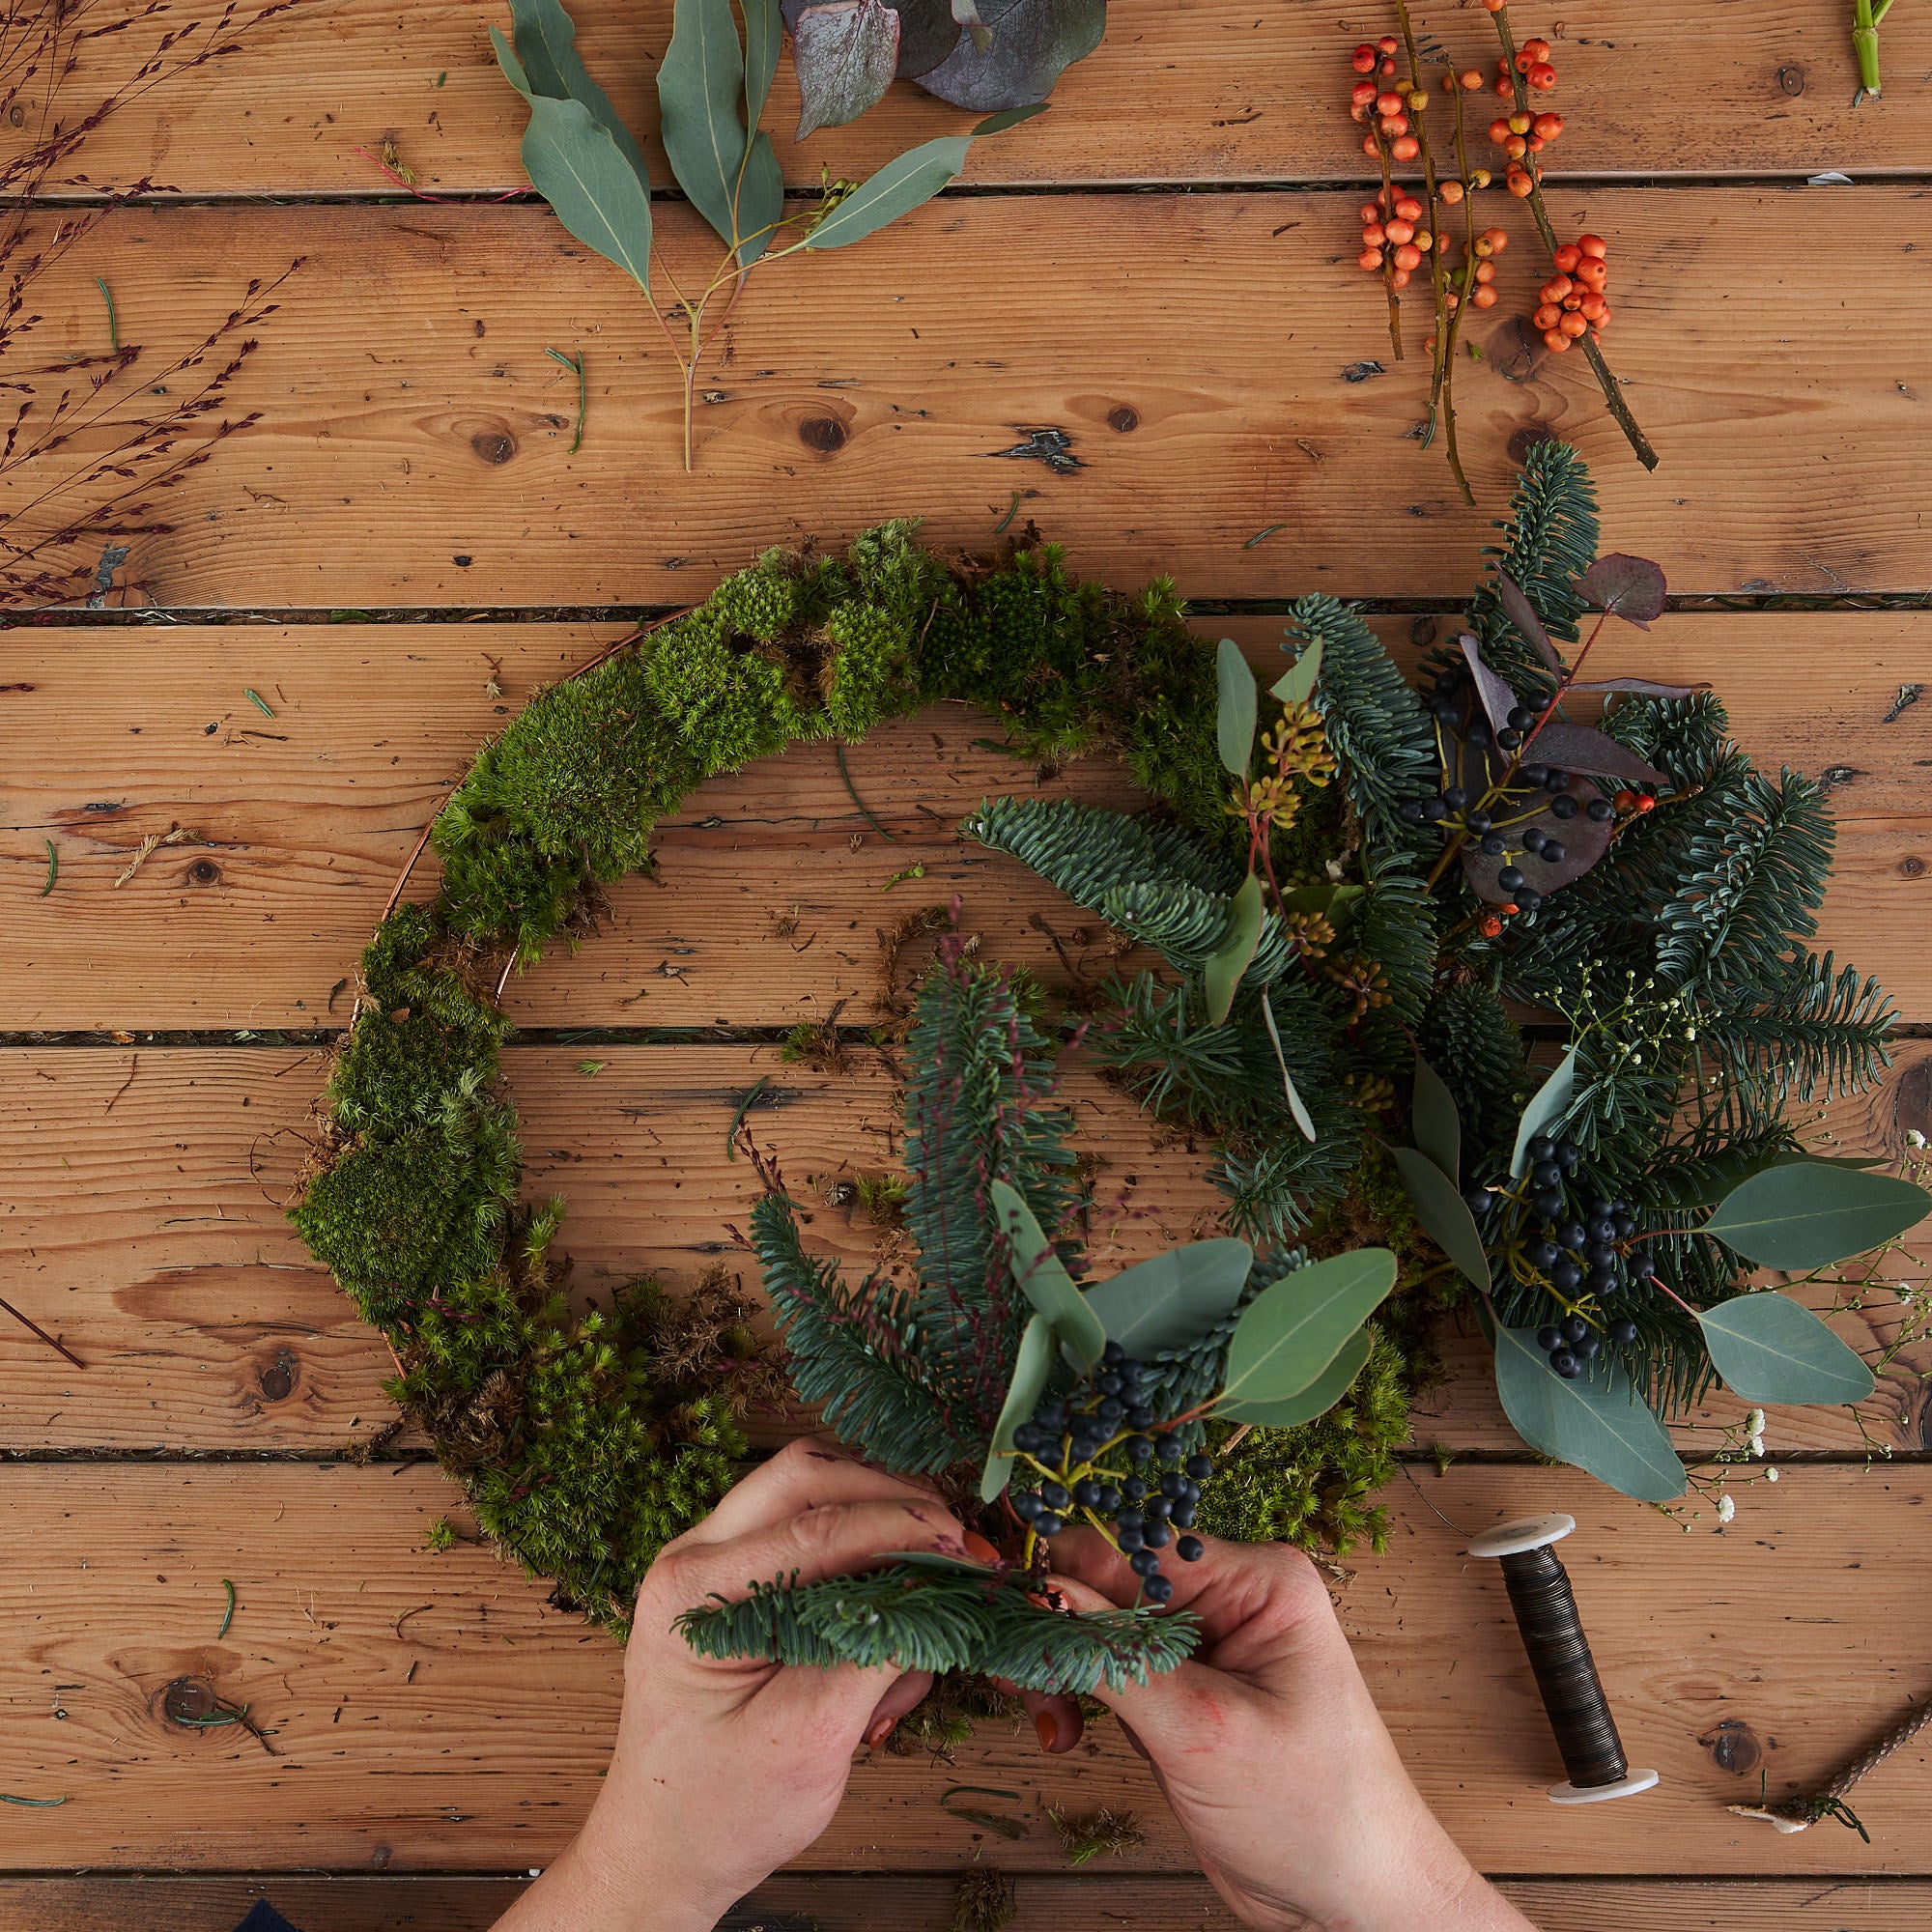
19, 0, 1930, 195
0, 1464, 1926, 1874
1, 1043, 1924, 1452
7, 193, 1929, 607
6, 1875, 1930, 1932
9, 617, 1928, 1031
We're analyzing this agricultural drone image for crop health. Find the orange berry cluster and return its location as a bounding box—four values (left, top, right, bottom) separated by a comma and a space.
1350, 36, 1425, 161
1530, 234, 1609, 352
1484, 40, 1560, 196
1356, 186, 1433, 288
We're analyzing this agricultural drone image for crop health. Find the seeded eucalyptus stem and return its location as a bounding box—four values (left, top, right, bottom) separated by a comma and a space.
1491, 8, 1659, 471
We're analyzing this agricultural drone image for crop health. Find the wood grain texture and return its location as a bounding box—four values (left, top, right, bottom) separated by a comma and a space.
0, 1464, 1926, 1875
6, 1875, 1931, 1931
6, 192, 1929, 608
16, 0, 1930, 195
2, 1042, 1925, 1454
8, 616, 1928, 1031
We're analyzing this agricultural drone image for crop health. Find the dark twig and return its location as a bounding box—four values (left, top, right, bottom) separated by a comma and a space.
0, 1292, 84, 1368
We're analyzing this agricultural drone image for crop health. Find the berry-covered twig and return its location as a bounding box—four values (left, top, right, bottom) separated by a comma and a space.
1485, 3, 1659, 470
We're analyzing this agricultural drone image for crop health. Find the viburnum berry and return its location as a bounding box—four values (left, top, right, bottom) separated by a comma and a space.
1543, 328, 1572, 352
1392, 242, 1423, 270
1390, 133, 1420, 158
1528, 62, 1557, 89
1384, 217, 1415, 245
1351, 42, 1378, 72
1478, 912, 1504, 937
1461, 67, 1485, 89
1473, 260, 1496, 284
1394, 194, 1424, 220
1439, 179, 1465, 205
1533, 302, 1561, 331
1376, 89, 1405, 117
1377, 34, 1399, 54
1577, 232, 1607, 258
1533, 111, 1564, 139
1506, 168, 1534, 197
1352, 79, 1379, 109
1488, 117, 1511, 143
1471, 284, 1498, 307
1552, 242, 1581, 272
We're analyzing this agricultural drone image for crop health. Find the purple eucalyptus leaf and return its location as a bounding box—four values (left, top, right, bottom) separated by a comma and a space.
792, 0, 900, 137
1577, 553, 1667, 628
1460, 774, 1615, 904
1566, 676, 1711, 698
888, 0, 961, 76
1529, 721, 1668, 788
1494, 571, 1564, 671
1458, 634, 1520, 738
913, 0, 1104, 109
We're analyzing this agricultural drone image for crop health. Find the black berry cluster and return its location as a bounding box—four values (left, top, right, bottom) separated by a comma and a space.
1491, 1133, 1652, 1375
1395, 666, 1584, 915
1009, 1341, 1210, 1605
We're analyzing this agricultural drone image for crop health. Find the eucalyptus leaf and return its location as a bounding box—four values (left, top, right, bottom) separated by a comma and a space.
914, 0, 1104, 109
1458, 635, 1520, 738
1703, 1162, 1930, 1270
988, 1179, 1105, 1369
504, 90, 655, 293
1510, 1046, 1577, 1179
981, 1311, 1054, 1500
1494, 570, 1563, 671
1216, 1249, 1398, 1410
805, 104, 1044, 248
1567, 676, 1710, 698
1654, 1145, 1884, 1211
1203, 871, 1264, 1027
1391, 1148, 1489, 1293
1493, 1325, 1685, 1501
1216, 1326, 1373, 1427
1578, 552, 1668, 627
1528, 722, 1667, 788
1271, 638, 1321, 706
1260, 993, 1318, 1143
1216, 636, 1258, 778
890, 0, 962, 74
494, 0, 653, 183
792, 0, 900, 138
1410, 1051, 1460, 1185
744, 0, 784, 131
1080, 1238, 1254, 1356
658, 0, 783, 264
951, 0, 993, 53
1696, 1293, 1876, 1406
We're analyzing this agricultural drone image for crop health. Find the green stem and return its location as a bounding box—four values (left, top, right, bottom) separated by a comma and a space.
1854, 0, 1882, 96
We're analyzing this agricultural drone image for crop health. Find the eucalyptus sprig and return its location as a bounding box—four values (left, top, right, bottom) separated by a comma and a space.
492, 0, 1043, 468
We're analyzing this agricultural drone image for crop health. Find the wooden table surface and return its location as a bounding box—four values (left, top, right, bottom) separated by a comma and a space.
5, 2, 1931, 1926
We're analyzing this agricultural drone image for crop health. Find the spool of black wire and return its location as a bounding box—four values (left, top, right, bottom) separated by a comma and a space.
1469, 1512, 1660, 1804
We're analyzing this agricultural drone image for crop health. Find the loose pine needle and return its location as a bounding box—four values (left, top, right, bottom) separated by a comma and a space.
1, 1792, 70, 1807
95, 275, 117, 350
994, 489, 1020, 533
245, 689, 275, 718
1245, 524, 1286, 550
39, 838, 56, 896
217, 1578, 236, 1640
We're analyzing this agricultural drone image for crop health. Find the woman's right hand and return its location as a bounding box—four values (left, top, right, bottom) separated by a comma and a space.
1049, 1530, 1537, 1932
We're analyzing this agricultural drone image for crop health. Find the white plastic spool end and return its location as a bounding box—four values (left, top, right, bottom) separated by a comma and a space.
1548, 1769, 1662, 1804
1466, 1512, 1576, 1559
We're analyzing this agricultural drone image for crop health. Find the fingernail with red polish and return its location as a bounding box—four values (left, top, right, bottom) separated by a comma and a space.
1034, 1710, 1059, 1752
962, 1530, 1001, 1565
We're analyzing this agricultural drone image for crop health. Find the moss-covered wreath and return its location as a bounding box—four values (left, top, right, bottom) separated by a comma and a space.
294, 448, 1912, 1642
292, 522, 1441, 1633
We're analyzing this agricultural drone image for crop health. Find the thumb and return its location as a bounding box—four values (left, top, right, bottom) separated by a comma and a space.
1044, 1571, 1233, 1761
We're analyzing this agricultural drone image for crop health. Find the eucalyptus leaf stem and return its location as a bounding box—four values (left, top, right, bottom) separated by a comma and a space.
1492, 8, 1659, 470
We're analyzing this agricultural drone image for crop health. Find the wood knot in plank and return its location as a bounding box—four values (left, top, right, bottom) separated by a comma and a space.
469, 426, 518, 466
1698, 1718, 1764, 1776
799, 415, 848, 454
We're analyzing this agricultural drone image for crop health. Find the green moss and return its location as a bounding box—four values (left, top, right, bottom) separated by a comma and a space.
1196, 1326, 1412, 1552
